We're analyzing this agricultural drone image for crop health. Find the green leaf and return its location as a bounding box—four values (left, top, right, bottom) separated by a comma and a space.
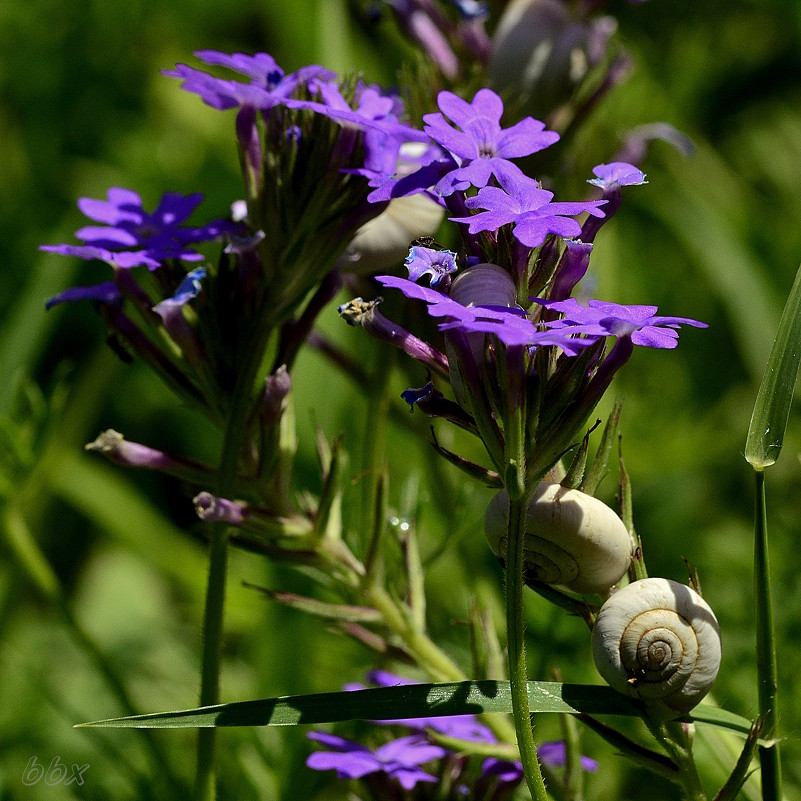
76, 680, 756, 739
745, 261, 801, 469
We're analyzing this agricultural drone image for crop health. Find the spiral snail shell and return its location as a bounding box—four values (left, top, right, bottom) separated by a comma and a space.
483, 483, 633, 595
591, 577, 722, 719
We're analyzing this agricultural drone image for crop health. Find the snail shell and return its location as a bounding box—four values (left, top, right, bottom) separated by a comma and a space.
338, 193, 444, 276
446, 263, 518, 409
591, 577, 721, 719
484, 483, 632, 595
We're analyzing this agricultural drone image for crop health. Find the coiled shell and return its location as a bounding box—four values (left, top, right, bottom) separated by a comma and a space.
484, 483, 632, 595
591, 577, 722, 719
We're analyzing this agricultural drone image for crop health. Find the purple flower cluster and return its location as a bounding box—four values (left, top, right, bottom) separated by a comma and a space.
164, 50, 429, 192
305, 671, 597, 792
41, 188, 234, 272
307, 731, 446, 790
376, 268, 704, 356
366, 86, 612, 255
163, 50, 333, 112
451, 170, 606, 248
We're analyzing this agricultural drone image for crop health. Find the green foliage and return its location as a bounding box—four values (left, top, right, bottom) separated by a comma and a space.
3, 0, 801, 799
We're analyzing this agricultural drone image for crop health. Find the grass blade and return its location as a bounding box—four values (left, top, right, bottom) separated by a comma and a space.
77, 680, 757, 739
745, 261, 801, 469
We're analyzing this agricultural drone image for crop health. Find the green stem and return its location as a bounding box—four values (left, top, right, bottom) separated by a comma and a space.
753, 470, 782, 801
360, 342, 393, 551
644, 719, 706, 801
194, 316, 275, 801
364, 585, 517, 746
505, 491, 548, 801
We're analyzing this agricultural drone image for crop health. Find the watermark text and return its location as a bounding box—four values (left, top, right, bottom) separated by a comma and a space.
22, 756, 89, 787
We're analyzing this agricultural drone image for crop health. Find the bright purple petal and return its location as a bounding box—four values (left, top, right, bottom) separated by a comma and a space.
389, 765, 439, 789
496, 117, 559, 158
513, 214, 582, 247
78, 188, 143, 224
306, 751, 379, 779
375, 735, 447, 766
588, 162, 647, 189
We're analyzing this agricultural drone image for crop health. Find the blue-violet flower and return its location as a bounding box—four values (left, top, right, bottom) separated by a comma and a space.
536, 297, 707, 349
405, 246, 458, 287
451, 171, 606, 247
306, 731, 446, 790
423, 88, 559, 195
41, 188, 234, 270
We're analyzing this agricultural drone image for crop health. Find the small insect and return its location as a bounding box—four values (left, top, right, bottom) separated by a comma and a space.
410, 236, 444, 250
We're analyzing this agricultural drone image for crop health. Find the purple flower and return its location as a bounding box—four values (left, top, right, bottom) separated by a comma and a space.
481, 741, 597, 786
536, 297, 707, 349
405, 246, 458, 287
537, 740, 599, 772
451, 171, 606, 247
152, 267, 206, 319
163, 50, 335, 111
45, 281, 121, 311
588, 161, 647, 190
423, 89, 559, 194
363, 670, 497, 742
365, 147, 457, 203
376, 274, 594, 356
306, 731, 446, 790
40, 188, 235, 270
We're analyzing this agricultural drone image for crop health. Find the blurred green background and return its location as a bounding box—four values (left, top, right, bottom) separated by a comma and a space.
1, 0, 801, 798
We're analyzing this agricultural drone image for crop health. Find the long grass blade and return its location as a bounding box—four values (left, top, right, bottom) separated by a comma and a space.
77, 680, 757, 739
745, 261, 801, 469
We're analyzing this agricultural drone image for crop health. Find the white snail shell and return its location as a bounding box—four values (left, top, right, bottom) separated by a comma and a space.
337, 193, 445, 276
448, 263, 517, 309
446, 263, 518, 409
591, 577, 722, 719
484, 483, 633, 595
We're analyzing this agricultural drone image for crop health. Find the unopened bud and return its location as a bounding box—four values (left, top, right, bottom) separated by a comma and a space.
193, 492, 248, 525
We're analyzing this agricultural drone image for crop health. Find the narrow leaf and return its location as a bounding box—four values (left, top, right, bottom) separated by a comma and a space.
582, 398, 623, 496
745, 261, 801, 469
245, 584, 383, 623
76, 680, 756, 739
712, 714, 765, 801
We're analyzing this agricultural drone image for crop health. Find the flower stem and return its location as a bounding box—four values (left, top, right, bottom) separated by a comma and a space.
194, 317, 274, 801
505, 491, 548, 801
753, 469, 782, 801
364, 585, 517, 746
643, 719, 706, 801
